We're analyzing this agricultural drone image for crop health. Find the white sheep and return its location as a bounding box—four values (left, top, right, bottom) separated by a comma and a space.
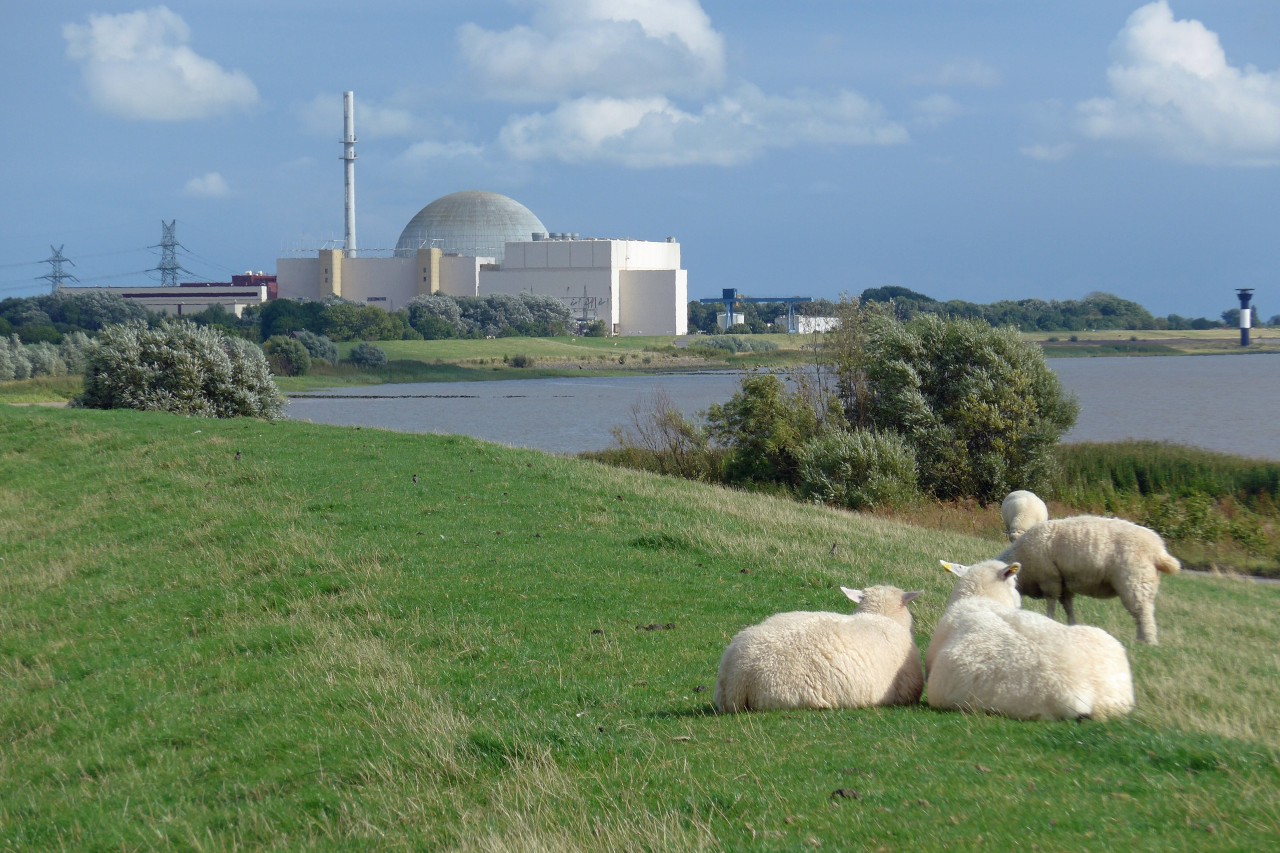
714, 585, 924, 713
998, 515, 1180, 645
926, 559, 1135, 722
1001, 490, 1049, 542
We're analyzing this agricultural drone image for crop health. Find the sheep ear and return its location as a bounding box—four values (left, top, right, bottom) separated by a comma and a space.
902, 591, 922, 605
1003, 562, 1021, 580
940, 560, 969, 576
841, 586, 864, 604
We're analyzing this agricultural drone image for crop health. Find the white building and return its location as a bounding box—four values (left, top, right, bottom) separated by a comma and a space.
276, 190, 688, 336
56, 283, 269, 318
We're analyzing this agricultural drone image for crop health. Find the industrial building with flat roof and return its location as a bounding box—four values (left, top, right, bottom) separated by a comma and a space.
277, 189, 688, 336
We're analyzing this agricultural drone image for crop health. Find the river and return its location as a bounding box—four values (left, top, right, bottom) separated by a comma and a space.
285, 353, 1280, 461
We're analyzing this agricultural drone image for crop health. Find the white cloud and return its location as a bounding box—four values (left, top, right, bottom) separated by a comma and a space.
63, 6, 258, 121
498, 85, 908, 167
1020, 143, 1076, 162
458, 0, 725, 101
1077, 1, 1280, 165
183, 172, 231, 198
908, 59, 1001, 89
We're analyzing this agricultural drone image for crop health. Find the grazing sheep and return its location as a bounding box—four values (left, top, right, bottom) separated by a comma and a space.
926, 560, 1135, 722
1001, 490, 1049, 542
999, 515, 1180, 645
714, 586, 924, 713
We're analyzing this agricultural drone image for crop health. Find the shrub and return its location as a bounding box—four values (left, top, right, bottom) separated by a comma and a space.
406, 295, 465, 339
605, 390, 717, 481
582, 319, 609, 337
507, 354, 535, 368
262, 335, 312, 376
74, 320, 283, 419
796, 429, 920, 511
24, 342, 66, 378
59, 331, 93, 374
347, 342, 387, 370
294, 330, 338, 366
706, 372, 840, 488
691, 336, 779, 355
1142, 492, 1227, 544
827, 305, 1078, 503
1, 335, 32, 380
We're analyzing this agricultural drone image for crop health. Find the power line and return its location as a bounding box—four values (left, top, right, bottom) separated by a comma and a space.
178, 246, 242, 278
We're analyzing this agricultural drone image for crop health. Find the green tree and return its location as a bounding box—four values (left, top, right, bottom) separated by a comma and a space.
705, 372, 839, 488
262, 335, 312, 376
294, 330, 338, 365
243, 298, 327, 340
826, 302, 1077, 503
406, 295, 465, 339
74, 320, 283, 419
322, 302, 402, 341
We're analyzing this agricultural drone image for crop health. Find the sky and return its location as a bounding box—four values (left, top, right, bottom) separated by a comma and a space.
3, 0, 1280, 320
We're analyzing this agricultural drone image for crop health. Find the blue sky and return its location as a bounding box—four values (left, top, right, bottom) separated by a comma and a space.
3, 1, 1279, 319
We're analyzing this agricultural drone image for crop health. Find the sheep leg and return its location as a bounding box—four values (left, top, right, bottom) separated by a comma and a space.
1118, 587, 1159, 645
1061, 591, 1077, 626
1043, 597, 1057, 621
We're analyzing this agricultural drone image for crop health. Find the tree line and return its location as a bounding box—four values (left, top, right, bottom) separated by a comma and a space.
684, 288, 1262, 334
0, 291, 580, 346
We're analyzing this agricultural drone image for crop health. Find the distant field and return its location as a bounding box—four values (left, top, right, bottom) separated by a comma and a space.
1026, 327, 1280, 356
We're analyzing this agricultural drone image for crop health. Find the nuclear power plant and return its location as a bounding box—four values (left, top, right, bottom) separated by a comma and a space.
276, 92, 689, 336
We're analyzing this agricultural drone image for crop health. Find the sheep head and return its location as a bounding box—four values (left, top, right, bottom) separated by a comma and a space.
841, 585, 922, 630
940, 559, 1022, 608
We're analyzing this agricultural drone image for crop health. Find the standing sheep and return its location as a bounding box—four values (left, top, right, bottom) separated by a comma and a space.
1001, 490, 1049, 542
999, 515, 1180, 644
714, 586, 924, 713
926, 560, 1135, 722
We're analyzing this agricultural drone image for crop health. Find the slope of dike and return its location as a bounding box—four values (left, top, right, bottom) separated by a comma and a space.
1, 406, 1277, 850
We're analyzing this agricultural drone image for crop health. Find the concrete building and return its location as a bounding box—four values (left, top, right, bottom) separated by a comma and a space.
276, 190, 688, 336
57, 276, 272, 318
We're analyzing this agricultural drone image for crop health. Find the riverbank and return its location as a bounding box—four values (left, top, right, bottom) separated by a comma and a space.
2, 405, 1277, 849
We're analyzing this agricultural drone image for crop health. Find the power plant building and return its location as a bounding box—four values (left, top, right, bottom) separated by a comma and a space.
277, 190, 688, 336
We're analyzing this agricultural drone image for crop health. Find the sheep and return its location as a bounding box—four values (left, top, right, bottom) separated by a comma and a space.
714, 585, 924, 713
926, 560, 1135, 722
1001, 490, 1049, 542
998, 515, 1180, 645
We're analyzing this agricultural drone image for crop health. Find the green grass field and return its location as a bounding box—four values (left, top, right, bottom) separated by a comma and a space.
2, 406, 1278, 849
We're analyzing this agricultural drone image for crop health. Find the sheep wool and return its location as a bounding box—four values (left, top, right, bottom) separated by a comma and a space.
1001, 490, 1049, 542
999, 515, 1180, 645
714, 586, 923, 713
927, 560, 1135, 722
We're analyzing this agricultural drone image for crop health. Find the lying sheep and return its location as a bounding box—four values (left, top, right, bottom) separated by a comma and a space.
1001, 490, 1049, 542
999, 515, 1180, 645
714, 585, 924, 713
926, 560, 1135, 722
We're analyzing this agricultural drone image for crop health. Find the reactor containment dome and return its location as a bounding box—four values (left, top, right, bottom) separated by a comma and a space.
394, 190, 548, 266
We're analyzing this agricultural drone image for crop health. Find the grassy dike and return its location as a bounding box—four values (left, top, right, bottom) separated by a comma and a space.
2, 406, 1278, 849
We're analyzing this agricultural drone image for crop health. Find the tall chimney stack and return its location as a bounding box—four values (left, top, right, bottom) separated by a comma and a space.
342, 91, 357, 258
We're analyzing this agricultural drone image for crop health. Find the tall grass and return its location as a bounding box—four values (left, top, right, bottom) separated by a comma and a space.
1, 407, 1278, 849
1054, 442, 1280, 576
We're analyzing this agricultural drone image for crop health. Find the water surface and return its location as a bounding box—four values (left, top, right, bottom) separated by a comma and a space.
286, 354, 1280, 460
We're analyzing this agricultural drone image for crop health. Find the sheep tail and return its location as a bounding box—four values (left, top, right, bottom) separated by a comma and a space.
1155, 551, 1181, 575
